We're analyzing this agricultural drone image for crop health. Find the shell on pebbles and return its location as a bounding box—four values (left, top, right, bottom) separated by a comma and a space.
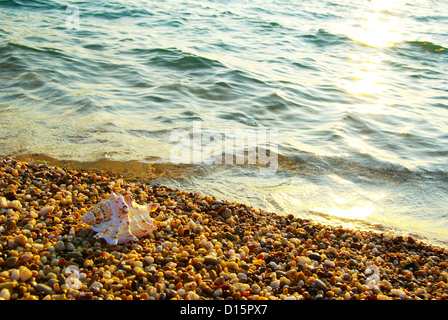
81, 193, 159, 245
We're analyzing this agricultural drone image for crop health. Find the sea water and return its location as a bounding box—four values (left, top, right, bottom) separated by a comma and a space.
0, 0, 447, 246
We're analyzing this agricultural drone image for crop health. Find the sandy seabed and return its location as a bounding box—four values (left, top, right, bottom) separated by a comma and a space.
0, 156, 447, 300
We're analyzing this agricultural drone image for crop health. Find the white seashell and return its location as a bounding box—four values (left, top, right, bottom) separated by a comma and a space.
81, 193, 159, 245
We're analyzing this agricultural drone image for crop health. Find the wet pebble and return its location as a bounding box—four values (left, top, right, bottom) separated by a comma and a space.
324, 260, 335, 268
220, 208, 232, 219
314, 278, 328, 290
0, 288, 10, 300
309, 253, 322, 261
39, 206, 54, 216
204, 256, 220, 266
36, 284, 55, 295
5, 256, 18, 268
19, 267, 33, 282
8, 200, 22, 210
14, 235, 28, 247
55, 241, 65, 252
0, 197, 7, 208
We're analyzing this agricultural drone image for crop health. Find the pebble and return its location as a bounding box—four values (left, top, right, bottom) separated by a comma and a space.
391, 289, 406, 299
225, 232, 237, 241
33, 243, 44, 250
0, 282, 16, 290
314, 278, 328, 290
8, 200, 22, 210
0, 288, 10, 300
0, 197, 7, 208
5, 256, 18, 267
227, 261, 239, 271
270, 280, 281, 290
39, 206, 54, 216
324, 260, 335, 268
203, 256, 220, 266
6, 220, 16, 231
162, 241, 172, 249
309, 253, 322, 261
55, 241, 65, 252
19, 267, 33, 282
66, 242, 75, 252
36, 284, 55, 295
14, 235, 28, 247
11, 269, 20, 281
220, 208, 232, 219
349, 259, 358, 266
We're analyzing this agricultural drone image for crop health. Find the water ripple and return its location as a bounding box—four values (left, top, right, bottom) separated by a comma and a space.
1, 0, 448, 245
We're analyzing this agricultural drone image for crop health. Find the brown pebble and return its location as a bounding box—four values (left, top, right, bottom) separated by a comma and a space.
221, 208, 232, 219
204, 256, 220, 266
214, 276, 225, 287
414, 270, 427, 277
8, 200, 22, 210
5, 256, 18, 267
0, 282, 17, 290
14, 235, 28, 247
225, 232, 237, 241
0, 197, 7, 208
19, 267, 33, 282
39, 206, 54, 216
309, 253, 322, 261
221, 282, 231, 291
297, 271, 307, 282
6, 220, 16, 231
36, 284, 55, 295
314, 278, 328, 290
67, 252, 82, 259
349, 259, 358, 266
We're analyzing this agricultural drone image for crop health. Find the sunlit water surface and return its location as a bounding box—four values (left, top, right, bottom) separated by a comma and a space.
1, 0, 447, 246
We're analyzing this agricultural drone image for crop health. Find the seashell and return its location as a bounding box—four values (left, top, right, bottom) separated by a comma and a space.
81, 193, 159, 245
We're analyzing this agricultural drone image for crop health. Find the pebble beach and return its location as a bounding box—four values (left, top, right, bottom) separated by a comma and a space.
0, 156, 447, 300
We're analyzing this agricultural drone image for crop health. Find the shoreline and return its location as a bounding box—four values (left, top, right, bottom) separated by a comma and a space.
0, 156, 447, 300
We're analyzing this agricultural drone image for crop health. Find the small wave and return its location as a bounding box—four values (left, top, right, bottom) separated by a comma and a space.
142, 48, 224, 71
413, 15, 448, 23
291, 60, 319, 71
277, 148, 448, 187
0, 0, 63, 10
70, 1, 156, 20
1, 42, 64, 57
407, 40, 447, 54
0, 42, 67, 90
301, 28, 352, 47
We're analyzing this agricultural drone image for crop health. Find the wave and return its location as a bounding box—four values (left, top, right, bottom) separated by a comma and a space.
390, 40, 448, 60
0, 42, 67, 92
145, 49, 224, 71
278, 147, 448, 185
0, 0, 63, 10
407, 40, 447, 54
300, 28, 353, 47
